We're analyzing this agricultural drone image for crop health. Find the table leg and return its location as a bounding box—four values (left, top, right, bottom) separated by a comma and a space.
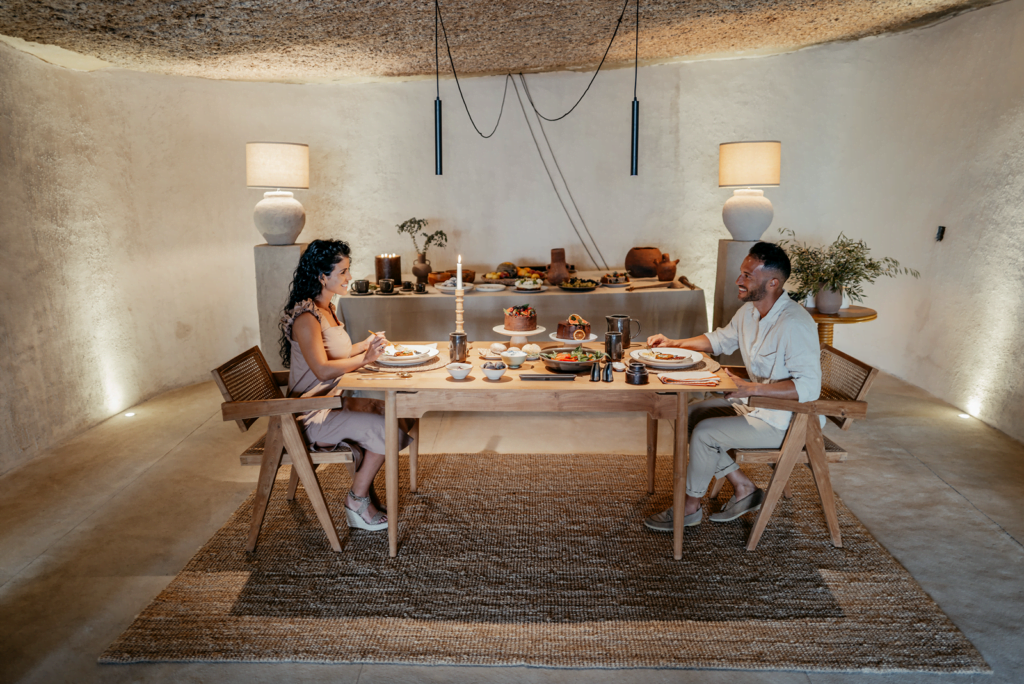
646, 414, 658, 494
385, 390, 399, 557
673, 392, 688, 560
817, 322, 834, 347
409, 419, 420, 493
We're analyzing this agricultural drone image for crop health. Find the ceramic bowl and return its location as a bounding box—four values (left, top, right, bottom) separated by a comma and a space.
500, 350, 527, 368
481, 364, 507, 381
446, 362, 473, 380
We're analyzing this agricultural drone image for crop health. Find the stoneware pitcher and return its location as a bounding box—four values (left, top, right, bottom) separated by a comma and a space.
546, 248, 571, 286
412, 252, 432, 285
657, 254, 680, 281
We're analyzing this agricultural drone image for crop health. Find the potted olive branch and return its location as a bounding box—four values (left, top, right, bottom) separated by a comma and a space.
397, 218, 448, 284
777, 228, 920, 314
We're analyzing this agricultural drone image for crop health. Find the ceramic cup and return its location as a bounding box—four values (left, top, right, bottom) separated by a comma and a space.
402, 280, 414, 291
415, 282, 427, 293
352, 279, 369, 294
378, 279, 395, 294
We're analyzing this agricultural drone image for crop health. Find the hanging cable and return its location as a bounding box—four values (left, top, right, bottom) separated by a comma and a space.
517, 75, 610, 269
512, 77, 602, 271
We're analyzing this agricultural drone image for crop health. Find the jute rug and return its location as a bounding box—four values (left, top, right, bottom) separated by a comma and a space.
101, 453, 988, 673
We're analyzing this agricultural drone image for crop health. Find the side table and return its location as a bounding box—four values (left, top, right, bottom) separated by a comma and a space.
805, 306, 877, 347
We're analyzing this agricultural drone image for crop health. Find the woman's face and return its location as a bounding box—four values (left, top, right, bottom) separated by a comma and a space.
320, 256, 352, 295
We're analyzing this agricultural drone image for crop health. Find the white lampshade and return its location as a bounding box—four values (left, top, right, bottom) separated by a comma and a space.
246, 142, 309, 189
718, 141, 781, 188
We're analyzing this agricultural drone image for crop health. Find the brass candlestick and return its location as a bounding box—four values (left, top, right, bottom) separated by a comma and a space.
455, 288, 465, 333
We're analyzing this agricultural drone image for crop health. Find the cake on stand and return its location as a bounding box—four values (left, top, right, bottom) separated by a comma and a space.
492, 325, 547, 349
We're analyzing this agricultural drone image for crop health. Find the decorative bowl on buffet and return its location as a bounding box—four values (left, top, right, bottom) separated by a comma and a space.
434, 278, 475, 294
629, 347, 703, 369
540, 346, 607, 373
557, 277, 599, 293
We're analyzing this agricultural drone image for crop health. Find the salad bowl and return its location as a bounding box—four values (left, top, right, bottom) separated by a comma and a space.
540, 346, 607, 373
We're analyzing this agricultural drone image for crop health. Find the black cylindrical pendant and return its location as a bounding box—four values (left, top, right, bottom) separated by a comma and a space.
435, 97, 443, 175
630, 98, 639, 176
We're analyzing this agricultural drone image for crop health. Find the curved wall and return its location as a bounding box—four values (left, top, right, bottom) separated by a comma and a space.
1, 0, 1022, 472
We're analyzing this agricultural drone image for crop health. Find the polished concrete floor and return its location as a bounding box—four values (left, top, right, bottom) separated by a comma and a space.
1, 373, 1022, 684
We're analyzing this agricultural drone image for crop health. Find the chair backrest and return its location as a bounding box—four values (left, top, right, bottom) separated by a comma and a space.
819, 345, 879, 430
211, 346, 284, 432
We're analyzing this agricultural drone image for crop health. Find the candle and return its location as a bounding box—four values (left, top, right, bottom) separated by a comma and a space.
457, 255, 462, 290
374, 253, 402, 284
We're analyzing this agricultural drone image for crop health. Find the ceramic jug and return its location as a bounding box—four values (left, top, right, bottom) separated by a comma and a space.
547, 248, 571, 286
657, 254, 680, 282
412, 252, 432, 285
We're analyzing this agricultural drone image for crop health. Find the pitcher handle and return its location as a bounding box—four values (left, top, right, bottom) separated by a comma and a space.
631, 319, 642, 339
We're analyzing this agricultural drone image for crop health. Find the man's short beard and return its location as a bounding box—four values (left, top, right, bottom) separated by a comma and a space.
741, 281, 768, 302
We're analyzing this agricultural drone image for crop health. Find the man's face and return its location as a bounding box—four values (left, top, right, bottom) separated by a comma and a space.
736, 255, 772, 302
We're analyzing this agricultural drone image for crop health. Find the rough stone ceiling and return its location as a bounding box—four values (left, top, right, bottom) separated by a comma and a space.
0, 0, 1001, 82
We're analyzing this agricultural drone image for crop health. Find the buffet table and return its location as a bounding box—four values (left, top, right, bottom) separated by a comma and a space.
336, 272, 708, 343
334, 340, 736, 561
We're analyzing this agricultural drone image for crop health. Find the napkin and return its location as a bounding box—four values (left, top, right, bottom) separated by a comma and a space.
657, 371, 721, 387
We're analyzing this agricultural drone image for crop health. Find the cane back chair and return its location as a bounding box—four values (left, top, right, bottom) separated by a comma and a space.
710, 344, 878, 551
211, 346, 354, 552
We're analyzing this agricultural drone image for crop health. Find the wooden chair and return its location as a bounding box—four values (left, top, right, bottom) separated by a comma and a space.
709, 345, 878, 551
212, 346, 353, 552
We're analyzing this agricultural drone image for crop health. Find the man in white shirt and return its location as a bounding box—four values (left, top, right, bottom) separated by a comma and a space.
644, 242, 822, 531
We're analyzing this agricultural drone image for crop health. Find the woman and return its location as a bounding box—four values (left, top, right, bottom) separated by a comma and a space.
280, 239, 411, 531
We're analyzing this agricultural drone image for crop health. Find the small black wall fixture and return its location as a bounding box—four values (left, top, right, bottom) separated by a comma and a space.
630, 0, 639, 176
434, 0, 443, 175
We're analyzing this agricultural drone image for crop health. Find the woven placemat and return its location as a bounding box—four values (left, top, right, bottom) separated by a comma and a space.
363, 352, 450, 373
102, 454, 988, 673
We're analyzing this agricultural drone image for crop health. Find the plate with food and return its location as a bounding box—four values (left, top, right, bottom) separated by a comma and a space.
600, 271, 631, 287
540, 345, 607, 373
629, 347, 703, 369
434, 279, 475, 294
513, 276, 547, 292
557, 277, 600, 292
378, 344, 440, 366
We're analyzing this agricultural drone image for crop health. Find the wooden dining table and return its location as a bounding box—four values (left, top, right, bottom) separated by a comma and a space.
333, 340, 737, 561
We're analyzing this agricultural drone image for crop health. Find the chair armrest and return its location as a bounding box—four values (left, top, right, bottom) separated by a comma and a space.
748, 396, 867, 419
722, 365, 749, 379
221, 396, 343, 422
272, 371, 290, 386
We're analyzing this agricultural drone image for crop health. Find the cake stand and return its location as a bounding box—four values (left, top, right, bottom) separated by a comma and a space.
492, 325, 547, 348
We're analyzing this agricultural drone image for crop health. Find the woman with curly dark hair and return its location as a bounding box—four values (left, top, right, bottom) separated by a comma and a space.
280, 239, 411, 531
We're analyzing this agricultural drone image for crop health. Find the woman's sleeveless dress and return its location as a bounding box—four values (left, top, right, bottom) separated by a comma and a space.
282, 299, 410, 454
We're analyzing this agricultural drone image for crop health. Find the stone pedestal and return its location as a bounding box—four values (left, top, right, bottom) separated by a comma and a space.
713, 239, 757, 365
254, 243, 307, 371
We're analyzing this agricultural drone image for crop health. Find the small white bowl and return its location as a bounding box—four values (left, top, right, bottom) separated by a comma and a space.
500, 350, 527, 368
446, 362, 473, 380
481, 365, 507, 381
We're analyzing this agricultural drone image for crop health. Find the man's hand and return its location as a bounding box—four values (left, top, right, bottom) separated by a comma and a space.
723, 368, 760, 399
647, 334, 673, 348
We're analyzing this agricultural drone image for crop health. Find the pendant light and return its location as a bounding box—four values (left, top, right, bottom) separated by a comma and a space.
630, 0, 639, 176
435, 0, 443, 175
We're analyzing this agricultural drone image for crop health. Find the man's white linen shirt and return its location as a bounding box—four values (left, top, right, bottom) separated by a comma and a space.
704, 292, 822, 430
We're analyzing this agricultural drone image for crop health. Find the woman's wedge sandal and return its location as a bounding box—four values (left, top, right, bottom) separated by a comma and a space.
345, 490, 388, 531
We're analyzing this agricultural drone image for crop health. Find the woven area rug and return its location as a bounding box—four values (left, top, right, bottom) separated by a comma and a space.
101, 453, 988, 673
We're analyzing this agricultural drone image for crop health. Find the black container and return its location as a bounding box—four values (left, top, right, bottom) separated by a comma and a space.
625, 362, 649, 385
590, 362, 602, 382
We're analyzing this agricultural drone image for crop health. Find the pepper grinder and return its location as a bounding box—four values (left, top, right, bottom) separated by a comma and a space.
602, 360, 614, 382
590, 361, 602, 382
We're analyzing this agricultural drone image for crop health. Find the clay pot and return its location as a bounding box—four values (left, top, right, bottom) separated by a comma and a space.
411, 252, 432, 285
657, 254, 680, 282
815, 287, 843, 314
546, 248, 571, 286
428, 269, 475, 285
625, 247, 663, 278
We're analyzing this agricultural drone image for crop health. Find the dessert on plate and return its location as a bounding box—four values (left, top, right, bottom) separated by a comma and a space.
515, 276, 543, 290
504, 304, 538, 331
600, 271, 630, 284
557, 313, 591, 341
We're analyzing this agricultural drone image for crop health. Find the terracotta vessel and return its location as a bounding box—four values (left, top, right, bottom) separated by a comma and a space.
411, 252, 432, 284
625, 247, 663, 278
546, 248, 571, 286
657, 254, 680, 281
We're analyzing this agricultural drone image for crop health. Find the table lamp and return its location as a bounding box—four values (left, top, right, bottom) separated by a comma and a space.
718, 141, 781, 241
246, 142, 309, 245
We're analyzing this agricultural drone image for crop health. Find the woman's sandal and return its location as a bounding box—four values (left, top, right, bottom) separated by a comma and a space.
341, 439, 385, 513
345, 490, 387, 531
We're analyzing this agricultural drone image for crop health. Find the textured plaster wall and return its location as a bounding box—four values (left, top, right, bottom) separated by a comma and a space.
1, 0, 1022, 473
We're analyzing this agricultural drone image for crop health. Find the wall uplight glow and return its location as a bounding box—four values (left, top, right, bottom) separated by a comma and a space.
966, 397, 982, 417
124, 412, 136, 417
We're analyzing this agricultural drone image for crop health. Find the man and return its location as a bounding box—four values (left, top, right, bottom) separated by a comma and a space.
644, 241, 822, 531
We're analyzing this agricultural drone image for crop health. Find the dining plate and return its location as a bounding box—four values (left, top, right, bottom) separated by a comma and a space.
378, 345, 439, 366
475, 283, 506, 292
601, 281, 631, 288
512, 285, 548, 293
549, 332, 598, 344
629, 347, 703, 369
434, 282, 475, 294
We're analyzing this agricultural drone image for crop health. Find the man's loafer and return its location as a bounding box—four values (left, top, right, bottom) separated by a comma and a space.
709, 488, 765, 522
644, 506, 703, 532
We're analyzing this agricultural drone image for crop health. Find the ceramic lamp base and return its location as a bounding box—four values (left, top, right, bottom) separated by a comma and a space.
254, 191, 306, 245
722, 189, 773, 241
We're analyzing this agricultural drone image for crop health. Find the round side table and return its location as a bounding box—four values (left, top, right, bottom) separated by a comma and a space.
805, 306, 877, 347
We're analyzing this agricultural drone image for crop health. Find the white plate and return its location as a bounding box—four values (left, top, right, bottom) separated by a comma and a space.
512, 285, 548, 293
475, 283, 506, 292
601, 281, 631, 288
629, 348, 703, 369
549, 332, 599, 344
378, 345, 439, 366
435, 283, 475, 294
